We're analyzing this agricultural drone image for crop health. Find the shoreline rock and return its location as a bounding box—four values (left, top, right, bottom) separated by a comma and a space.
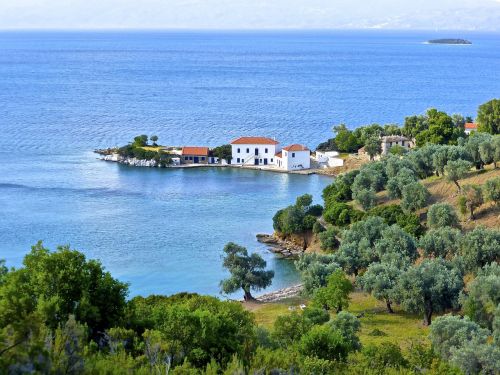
254, 284, 303, 303
100, 153, 160, 167
256, 233, 304, 257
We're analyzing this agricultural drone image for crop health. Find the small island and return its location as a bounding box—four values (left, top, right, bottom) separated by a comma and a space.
427, 38, 472, 45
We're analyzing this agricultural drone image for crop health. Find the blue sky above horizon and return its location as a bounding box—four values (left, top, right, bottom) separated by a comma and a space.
1, 0, 499, 31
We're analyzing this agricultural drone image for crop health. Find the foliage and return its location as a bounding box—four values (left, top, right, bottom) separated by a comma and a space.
0, 242, 128, 336
426, 203, 459, 229
312, 270, 353, 312
393, 259, 464, 325
415, 108, 463, 147
353, 188, 376, 210
461, 184, 484, 220
460, 263, 500, 330
459, 226, 500, 272
444, 159, 471, 192
367, 204, 423, 237
429, 315, 500, 375
318, 227, 340, 251
299, 325, 351, 362
211, 144, 232, 162
386, 167, 418, 199
364, 136, 382, 160
272, 312, 312, 348
419, 227, 462, 259
323, 202, 364, 227
220, 242, 274, 300
477, 98, 500, 134
328, 312, 361, 352
483, 176, 500, 206
295, 254, 340, 295
401, 182, 429, 212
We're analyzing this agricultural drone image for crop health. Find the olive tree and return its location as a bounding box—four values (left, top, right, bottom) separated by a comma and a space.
295, 253, 340, 295
483, 176, 500, 206
460, 184, 484, 220
479, 142, 494, 166
460, 226, 500, 272
444, 159, 471, 192
460, 263, 500, 330
220, 242, 274, 300
401, 182, 429, 212
364, 136, 382, 160
493, 135, 500, 168
393, 259, 463, 325
427, 203, 459, 229
353, 188, 376, 211
386, 168, 418, 199
419, 227, 462, 259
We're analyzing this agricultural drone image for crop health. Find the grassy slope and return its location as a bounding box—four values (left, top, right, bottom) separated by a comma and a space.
249, 292, 428, 349
248, 167, 499, 349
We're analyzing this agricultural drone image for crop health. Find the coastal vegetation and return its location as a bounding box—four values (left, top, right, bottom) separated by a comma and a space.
115, 134, 175, 167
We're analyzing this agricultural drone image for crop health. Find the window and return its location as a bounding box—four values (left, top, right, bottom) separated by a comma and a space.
237, 158, 240, 163
292, 153, 295, 157
237, 148, 240, 153
271, 158, 273, 163
265, 148, 268, 153
246, 148, 249, 153
184, 156, 188, 160
201, 157, 205, 161
189, 156, 193, 160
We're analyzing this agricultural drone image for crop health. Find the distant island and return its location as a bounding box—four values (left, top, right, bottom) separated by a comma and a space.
427, 38, 472, 45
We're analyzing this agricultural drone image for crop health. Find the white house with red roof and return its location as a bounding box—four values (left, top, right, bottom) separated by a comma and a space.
275, 144, 311, 170
230, 137, 280, 166
464, 122, 478, 135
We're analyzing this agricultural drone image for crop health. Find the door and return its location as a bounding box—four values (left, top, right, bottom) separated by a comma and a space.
255, 159, 259, 165
194, 157, 199, 163
264, 158, 268, 165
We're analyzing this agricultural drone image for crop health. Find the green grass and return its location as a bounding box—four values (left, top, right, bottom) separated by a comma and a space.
250, 292, 429, 349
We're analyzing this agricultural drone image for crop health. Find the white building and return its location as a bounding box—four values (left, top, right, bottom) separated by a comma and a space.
275, 144, 311, 170
464, 122, 478, 135
314, 150, 344, 168
230, 137, 280, 166
380, 135, 414, 155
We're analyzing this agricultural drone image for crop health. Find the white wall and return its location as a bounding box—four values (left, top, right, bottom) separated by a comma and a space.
282, 150, 310, 170
231, 144, 279, 165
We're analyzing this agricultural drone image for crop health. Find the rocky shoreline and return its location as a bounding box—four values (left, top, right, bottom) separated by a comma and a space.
256, 233, 304, 257
100, 153, 160, 167
254, 284, 303, 302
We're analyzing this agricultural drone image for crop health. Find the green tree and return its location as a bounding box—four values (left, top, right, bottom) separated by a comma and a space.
479, 141, 494, 166
393, 259, 464, 325
332, 124, 361, 153
358, 255, 409, 313
299, 325, 350, 362
220, 243, 274, 301
133, 135, 149, 147
328, 311, 361, 351
477, 98, 500, 134
415, 109, 463, 146
403, 114, 428, 139
493, 135, 500, 168
150, 135, 159, 146
461, 184, 484, 220
272, 312, 312, 347
460, 263, 500, 330
364, 136, 381, 160
353, 188, 376, 211
419, 227, 462, 259
0, 242, 128, 336
312, 270, 353, 313
318, 227, 340, 252
401, 182, 429, 212
386, 167, 418, 199
374, 225, 418, 263
459, 226, 500, 273
483, 176, 500, 206
444, 159, 471, 192
295, 254, 340, 295
427, 203, 460, 229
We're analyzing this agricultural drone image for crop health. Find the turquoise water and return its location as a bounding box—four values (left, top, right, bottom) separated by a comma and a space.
1, 30, 499, 296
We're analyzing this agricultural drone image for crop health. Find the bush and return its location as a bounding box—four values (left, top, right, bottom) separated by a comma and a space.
318, 227, 340, 252
312, 221, 326, 234
323, 202, 364, 227
427, 203, 459, 229
299, 325, 350, 361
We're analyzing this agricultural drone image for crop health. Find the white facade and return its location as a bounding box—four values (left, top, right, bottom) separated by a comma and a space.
231, 137, 280, 166
381, 136, 414, 155
277, 145, 311, 171
314, 150, 343, 168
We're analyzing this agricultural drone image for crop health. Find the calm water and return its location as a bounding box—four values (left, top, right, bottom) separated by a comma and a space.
1, 31, 499, 296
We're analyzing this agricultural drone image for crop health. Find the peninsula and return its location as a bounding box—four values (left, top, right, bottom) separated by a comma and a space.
427, 38, 472, 45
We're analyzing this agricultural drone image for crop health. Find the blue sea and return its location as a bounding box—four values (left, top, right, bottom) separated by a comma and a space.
0, 30, 499, 297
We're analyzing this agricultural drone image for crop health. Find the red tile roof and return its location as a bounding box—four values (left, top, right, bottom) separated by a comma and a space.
282, 144, 309, 152
275, 151, 283, 158
465, 123, 478, 129
231, 137, 279, 145
182, 146, 209, 156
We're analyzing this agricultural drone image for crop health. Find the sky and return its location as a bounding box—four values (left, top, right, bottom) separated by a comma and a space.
0, 0, 499, 31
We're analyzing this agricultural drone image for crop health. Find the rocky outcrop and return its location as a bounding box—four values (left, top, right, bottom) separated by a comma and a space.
255, 284, 303, 302
100, 153, 159, 167
256, 233, 304, 257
